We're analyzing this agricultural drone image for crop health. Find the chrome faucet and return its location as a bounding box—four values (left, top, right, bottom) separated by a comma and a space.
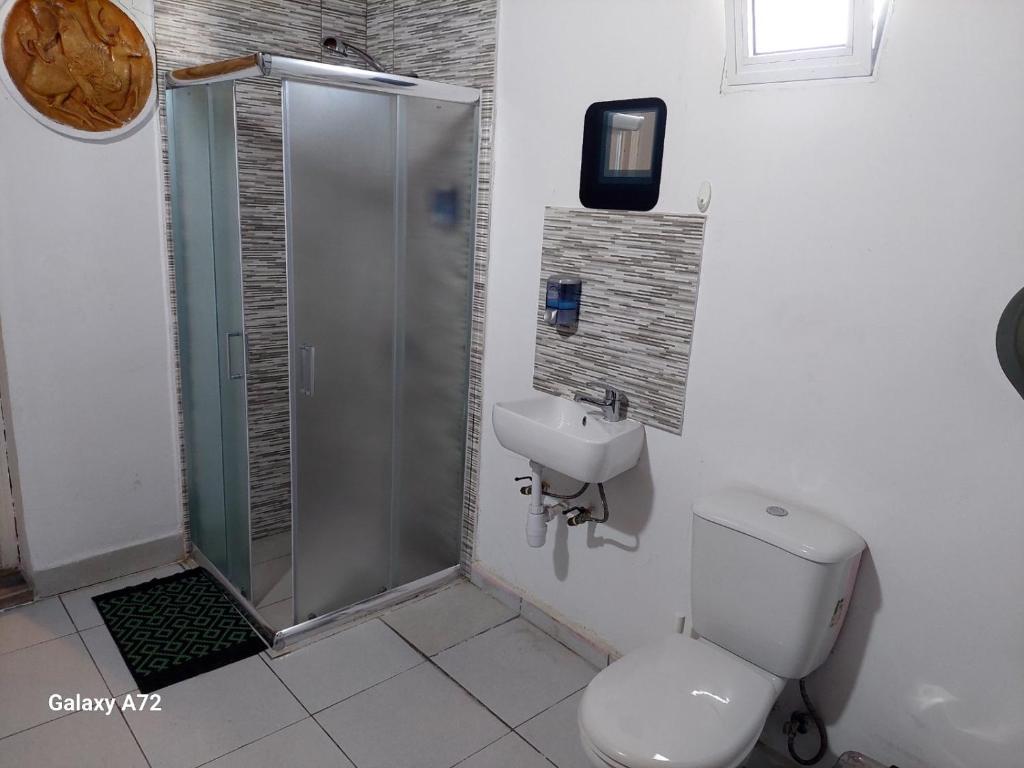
574, 382, 627, 422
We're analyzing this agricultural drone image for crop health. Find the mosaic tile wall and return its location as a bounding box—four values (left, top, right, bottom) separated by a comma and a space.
233, 80, 294, 540
366, 0, 497, 566
534, 208, 707, 434
323, 0, 369, 52
155, 0, 497, 557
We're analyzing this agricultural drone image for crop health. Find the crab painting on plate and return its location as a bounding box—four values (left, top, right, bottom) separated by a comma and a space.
1, 0, 154, 134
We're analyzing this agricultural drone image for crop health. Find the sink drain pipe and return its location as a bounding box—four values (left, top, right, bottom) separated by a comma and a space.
524, 462, 600, 547
526, 462, 553, 547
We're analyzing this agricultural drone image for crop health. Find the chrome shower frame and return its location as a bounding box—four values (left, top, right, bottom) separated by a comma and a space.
167, 52, 478, 104
167, 53, 479, 651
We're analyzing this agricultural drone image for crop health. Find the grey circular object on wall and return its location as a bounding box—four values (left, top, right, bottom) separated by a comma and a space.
997, 286, 1024, 401
697, 181, 712, 213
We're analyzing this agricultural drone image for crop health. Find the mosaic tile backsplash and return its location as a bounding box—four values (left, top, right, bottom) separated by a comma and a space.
534, 208, 707, 434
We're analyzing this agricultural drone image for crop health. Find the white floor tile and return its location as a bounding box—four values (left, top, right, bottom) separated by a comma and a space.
252, 532, 291, 565
121, 656, 306, 768
0, 709, 148, 768
518, 691, 590, 768
0, 597, 75, 655
434, 618, 596, 727
457, 732, 553, 768
0, 634, 109, 738
267, 618, 422, 712
59, 563, 183, 631
317, 663, 508, 768
383, 581, 518, 656
204, 718, 353, 768
81, 624, 137, 696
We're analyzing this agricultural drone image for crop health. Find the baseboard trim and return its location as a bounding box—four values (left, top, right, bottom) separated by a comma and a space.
31, 532, 185, 597
469, 561, 619, 669
0, 567, 32, 610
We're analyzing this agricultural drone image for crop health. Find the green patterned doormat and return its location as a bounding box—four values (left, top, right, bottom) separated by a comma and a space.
92, 568, 266, 693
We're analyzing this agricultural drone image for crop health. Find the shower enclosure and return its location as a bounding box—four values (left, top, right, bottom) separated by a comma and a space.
166, 54, 479, 647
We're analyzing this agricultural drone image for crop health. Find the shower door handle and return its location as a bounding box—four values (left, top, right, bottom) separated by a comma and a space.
225, 332, 245, 380
299, 344, 316, 396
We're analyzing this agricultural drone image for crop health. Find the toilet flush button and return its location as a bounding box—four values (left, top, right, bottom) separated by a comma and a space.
766, 505, 789, 517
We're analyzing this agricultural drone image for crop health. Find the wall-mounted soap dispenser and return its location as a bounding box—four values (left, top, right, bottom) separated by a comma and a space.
544, 275, 582, 330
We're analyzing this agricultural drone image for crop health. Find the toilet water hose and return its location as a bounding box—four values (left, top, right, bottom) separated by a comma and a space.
787, 679, 828, 765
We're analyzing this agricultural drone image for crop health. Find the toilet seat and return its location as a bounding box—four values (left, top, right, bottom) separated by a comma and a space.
578, 635, 785, 768
579, 725, 634, 768
579, 721, 762, 768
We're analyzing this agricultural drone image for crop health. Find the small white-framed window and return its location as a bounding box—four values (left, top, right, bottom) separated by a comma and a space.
724, 0, 890, 87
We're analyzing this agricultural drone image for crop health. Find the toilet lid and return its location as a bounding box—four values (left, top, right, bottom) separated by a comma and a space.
579, 635, 782, 768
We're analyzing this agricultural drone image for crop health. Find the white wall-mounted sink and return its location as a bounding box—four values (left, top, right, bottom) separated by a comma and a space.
493, 395, 645, 483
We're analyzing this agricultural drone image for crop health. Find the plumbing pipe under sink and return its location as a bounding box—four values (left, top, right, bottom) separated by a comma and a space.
526, 461, 568, 547
527, 461, 549, 547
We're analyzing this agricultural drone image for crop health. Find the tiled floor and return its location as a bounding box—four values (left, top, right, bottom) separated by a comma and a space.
0, 566, 601, 768
0, 564, 795, 768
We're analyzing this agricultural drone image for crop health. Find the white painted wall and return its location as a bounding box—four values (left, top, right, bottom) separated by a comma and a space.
478, 2, 1024, 766
0, 2, 182, 574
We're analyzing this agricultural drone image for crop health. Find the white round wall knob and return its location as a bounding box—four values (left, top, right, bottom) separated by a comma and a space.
697, 181, 712, 213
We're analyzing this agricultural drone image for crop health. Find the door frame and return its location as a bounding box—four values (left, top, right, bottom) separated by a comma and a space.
0, 325, 21, 570
0, 400, 18, 569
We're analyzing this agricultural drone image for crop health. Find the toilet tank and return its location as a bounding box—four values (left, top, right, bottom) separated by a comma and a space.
691, 490, 865, 680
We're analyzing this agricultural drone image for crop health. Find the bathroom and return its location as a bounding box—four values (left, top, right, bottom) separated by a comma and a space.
0, 0, 1022, 766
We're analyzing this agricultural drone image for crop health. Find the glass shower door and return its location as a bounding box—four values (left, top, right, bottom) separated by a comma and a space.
168, 82, 252, 598
285, 82, 397, 621
393, 95, 478, 585
284, 80, 478, 624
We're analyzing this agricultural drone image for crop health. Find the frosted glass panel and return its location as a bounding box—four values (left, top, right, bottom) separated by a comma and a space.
208, 84, 250, 596
169, 86, 224, 566
285, 82, 477, 622
393, 95, 477, 585
168, 82, 251, 598
285, 81, 397, 622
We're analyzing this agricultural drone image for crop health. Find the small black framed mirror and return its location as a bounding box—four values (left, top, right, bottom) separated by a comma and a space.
579, 97, 667, 211
997, 286, 1024, 401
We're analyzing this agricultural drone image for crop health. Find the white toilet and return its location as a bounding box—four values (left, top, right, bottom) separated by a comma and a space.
578, 489, 865, 768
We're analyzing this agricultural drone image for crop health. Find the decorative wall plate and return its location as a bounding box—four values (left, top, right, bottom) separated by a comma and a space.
0, 0, 156, 140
